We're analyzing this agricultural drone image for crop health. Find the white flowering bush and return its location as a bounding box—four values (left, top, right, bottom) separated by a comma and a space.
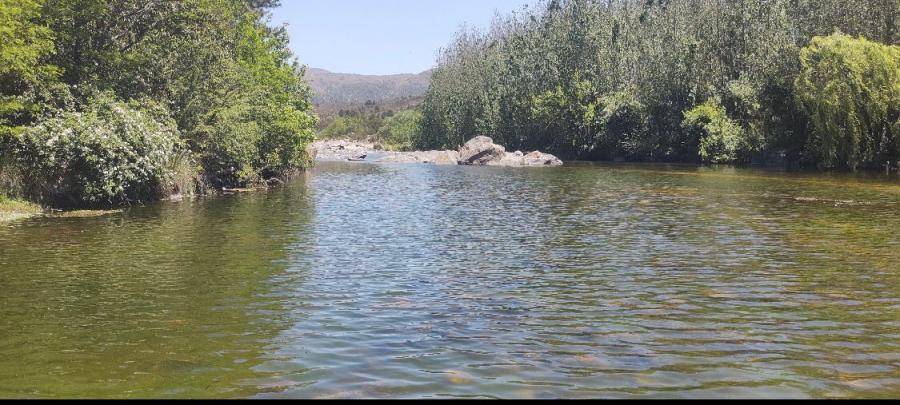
16, 94, 188, 207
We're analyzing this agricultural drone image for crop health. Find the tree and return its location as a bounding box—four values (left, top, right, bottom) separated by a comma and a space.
377, 110, 423, 151
795, 34, 899, 170
0, 0, 59, 139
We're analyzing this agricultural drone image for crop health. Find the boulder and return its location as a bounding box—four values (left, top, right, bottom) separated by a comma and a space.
458, 136, 506, 165
378, 152, 419, 163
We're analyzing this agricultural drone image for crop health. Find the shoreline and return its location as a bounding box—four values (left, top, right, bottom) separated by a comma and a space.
311, 138, 900, 175
0, 196, 43, 223
311, 137, 564, 167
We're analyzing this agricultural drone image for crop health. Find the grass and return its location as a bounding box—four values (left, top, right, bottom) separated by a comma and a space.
0, 195, 43, 222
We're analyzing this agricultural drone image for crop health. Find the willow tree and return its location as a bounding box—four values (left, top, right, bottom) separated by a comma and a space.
795, 34, 899, 170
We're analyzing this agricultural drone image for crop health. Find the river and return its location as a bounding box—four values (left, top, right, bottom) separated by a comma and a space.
1, 161, 898, 398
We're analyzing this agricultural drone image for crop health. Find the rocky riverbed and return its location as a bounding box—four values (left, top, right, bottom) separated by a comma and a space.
311, 136, 563, 167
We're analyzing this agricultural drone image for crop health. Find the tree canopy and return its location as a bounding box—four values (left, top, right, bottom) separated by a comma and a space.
0, 0, 317, 207
419, 0, 899, 169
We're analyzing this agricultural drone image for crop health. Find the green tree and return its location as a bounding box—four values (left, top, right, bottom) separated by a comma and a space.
0, 0, 59, 139
377, 110, 423, 151
36, 0, 316, 188
795, 34, 899, 170
2, 0, 318, 206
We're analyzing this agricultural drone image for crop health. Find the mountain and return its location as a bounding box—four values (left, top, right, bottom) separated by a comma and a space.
305, 68, 432, 106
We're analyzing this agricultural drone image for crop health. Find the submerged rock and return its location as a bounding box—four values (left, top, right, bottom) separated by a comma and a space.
378, 150, 459, 165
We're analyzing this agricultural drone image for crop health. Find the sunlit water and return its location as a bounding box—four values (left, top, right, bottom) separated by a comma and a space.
1, 161, 899, 399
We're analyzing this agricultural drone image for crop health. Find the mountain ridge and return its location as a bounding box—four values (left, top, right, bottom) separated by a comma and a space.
306, 67, 432, 106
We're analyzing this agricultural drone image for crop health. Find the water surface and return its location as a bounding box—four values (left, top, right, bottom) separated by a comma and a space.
1, 161, 899, 398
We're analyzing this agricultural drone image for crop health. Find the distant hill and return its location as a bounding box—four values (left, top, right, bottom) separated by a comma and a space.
306, 68, 432, 106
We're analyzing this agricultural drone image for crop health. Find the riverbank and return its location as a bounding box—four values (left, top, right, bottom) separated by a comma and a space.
0, 196, 43, 222
0, 184, 283, 223
0, 196, 128, 223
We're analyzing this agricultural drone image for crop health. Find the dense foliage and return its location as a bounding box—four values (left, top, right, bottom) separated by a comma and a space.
376, 110, 424, 151
419, 0, 899, 168
0, 0, 317, 207
0, 0, 61, 139
318, 102, 424, 151
795, 34, 900, 170
15, 94, 186, 207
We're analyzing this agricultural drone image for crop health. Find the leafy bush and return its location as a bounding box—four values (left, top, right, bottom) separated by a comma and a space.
199, 102, 316, 188
597, 92, 648, 159
257, 104, 317, 177
15, 94, 189, 207
377, 110, 422, 151
683, 100, 746, 164
795, 34, 900, 170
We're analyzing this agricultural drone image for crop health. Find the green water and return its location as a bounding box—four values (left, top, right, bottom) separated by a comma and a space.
1, 162, 899, 399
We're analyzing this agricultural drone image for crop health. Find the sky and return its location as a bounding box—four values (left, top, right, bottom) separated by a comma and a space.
270, 0, 533, 75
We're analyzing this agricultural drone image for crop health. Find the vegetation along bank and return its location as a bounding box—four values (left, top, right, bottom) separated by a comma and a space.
0, 0, 317, 211
417, 0, 899, 170
2, 0, 899, 218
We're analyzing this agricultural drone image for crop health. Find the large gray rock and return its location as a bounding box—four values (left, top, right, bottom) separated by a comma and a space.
458, 136, 507, 165
459, 137, 563, 167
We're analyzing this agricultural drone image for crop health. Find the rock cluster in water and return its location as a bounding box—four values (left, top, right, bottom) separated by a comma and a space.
456, 136, 563, 167
312, 136, 562, 167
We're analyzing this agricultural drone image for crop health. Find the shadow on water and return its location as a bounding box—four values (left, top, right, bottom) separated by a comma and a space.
0, 175, 316, 398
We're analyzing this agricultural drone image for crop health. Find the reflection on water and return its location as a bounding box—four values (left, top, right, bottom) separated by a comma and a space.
1, 162, 898, 398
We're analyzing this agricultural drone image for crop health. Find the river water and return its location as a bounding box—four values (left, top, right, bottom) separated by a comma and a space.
1, 161, 899, 398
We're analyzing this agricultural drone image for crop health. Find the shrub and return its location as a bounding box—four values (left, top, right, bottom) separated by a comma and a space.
257, 104, 317, 177
15, 94, 189, 207
683, 100, 746, 164
377, 110, 423, 151
198, 102, 316, 188
597, 91, 648, 159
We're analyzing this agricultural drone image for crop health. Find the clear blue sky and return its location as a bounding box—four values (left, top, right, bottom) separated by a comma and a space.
270, 0, 533, 75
